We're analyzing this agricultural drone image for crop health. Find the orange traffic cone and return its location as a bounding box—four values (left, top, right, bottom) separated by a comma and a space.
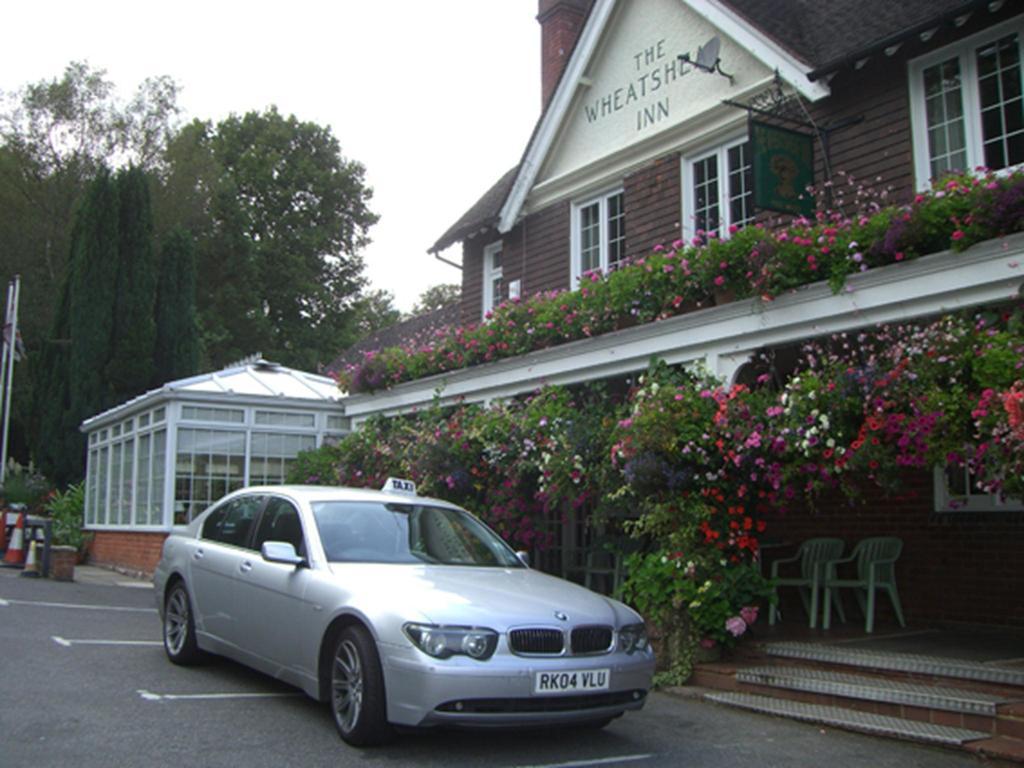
20, 540, 40, 578
2, 512, 25, 566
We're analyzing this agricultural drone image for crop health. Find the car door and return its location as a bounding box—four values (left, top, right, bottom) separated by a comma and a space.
189, 494, 265, 645
236, 495, 317, 675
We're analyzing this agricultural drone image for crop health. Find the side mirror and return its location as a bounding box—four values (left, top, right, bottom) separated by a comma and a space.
515, 550, 530, 567
261, 541, 306, 567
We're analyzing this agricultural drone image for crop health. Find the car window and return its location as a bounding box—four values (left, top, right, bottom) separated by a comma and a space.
202, 495, 264, 549
311, 501, 523, 567
253, 497, 306, 557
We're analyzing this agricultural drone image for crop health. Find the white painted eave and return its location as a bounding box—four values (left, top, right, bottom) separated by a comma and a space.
343, 235, 1024, 422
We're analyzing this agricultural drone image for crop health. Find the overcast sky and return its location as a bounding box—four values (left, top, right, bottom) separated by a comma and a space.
0, 1, 542, 312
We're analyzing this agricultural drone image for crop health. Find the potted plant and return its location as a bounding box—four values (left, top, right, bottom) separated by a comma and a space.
44, 483, 88, 580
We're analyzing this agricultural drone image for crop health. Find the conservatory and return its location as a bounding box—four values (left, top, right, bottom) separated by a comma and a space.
79, 359, 347, 571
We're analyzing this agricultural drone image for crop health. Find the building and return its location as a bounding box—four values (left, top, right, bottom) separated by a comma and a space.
80, 359, 345, 572
340, 0, 1024, 631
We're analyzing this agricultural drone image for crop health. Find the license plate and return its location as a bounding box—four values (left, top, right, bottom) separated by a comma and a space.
533, 668, 610, 695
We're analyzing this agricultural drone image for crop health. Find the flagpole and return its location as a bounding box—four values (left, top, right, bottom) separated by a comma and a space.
0, 275, 21, 485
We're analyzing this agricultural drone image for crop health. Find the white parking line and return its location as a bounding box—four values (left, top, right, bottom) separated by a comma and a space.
137, 689, 302, 702
52, 636, 162, 647
509, 756, 655, 768
0, 598, 155, 613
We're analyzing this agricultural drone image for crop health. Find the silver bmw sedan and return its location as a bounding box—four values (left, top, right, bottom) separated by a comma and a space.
153, 481, 655, 746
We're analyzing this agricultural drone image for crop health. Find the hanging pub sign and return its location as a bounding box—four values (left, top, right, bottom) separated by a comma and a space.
750, 119, 814, 216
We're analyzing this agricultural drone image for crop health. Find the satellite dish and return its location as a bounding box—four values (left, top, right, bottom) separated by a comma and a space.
696, 36, 721, 70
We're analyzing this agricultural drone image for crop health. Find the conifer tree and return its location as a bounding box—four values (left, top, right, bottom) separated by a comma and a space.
154, 227, 200, 383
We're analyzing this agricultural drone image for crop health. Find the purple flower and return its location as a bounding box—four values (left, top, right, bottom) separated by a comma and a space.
725, 616, 747, 637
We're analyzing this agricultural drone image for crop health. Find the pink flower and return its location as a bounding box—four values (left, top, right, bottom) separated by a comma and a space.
725, 616, 747, 637
714, 275, 726, 287
700, 637, 717, 649
952, 229, 965, 241
740, 605, 759, 625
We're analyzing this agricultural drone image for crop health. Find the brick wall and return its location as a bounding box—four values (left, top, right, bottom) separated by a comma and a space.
88, 531, 167, 576
761, 473, 1024, 629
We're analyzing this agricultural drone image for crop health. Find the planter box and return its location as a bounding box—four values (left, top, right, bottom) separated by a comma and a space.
49, 545, 77, 582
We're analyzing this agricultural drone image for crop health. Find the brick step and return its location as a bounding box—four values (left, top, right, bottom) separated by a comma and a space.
762, 641, 1024, 688
705, 691, 991, 746
737, 665, 1010, 718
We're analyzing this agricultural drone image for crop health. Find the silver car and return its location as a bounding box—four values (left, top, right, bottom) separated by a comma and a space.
153, 481, 655, 746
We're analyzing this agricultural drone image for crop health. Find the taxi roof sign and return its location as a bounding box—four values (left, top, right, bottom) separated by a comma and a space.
382, 477, 417, 496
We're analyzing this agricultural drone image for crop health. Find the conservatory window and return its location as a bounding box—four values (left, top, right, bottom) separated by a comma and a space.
249, 432, 317, 485
174, 428, 246, 524
85, 449, 99, 525
326, 414, 347, 431
571, 188, 625, 282
682, 137, 753, 242
181, 405, 245, 424
910, 21, 1024, 188
254, 410, 316, 428
934, 466, 1023, 512
482, 240, 503, 317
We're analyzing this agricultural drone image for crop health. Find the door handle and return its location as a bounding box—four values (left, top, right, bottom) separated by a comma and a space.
193, 549, 204, 560
239, 560, 253, 573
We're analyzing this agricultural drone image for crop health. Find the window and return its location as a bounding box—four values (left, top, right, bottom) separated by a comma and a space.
181, 405, 245, 424
934, 466, 1023, 512
201, 496, 264, 549
249, 432, 316, 485
910, 22, 1024, 187
482, 240, 503, 317
253, 497, 305, 556
683, 138, 753, 242
255, 410, 315, 428
174, 428, 246, 524
571, 188, 625, 282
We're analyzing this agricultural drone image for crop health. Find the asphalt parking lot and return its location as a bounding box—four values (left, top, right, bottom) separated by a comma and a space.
0, 567, 996, 768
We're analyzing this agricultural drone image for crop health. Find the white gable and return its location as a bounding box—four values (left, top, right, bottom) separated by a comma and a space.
539, 0, 772, 186
499, 0, 829, 231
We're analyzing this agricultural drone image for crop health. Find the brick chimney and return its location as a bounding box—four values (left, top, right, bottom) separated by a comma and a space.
538, 0, 592, 108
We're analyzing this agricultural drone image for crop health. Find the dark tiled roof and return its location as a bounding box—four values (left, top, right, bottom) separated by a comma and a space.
325, 304, 461, 378
721, 0, 988, 76
429, 165, 520, 253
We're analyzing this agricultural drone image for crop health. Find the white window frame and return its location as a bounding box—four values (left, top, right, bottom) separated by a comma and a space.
681, 135, 754, 244
933, 465, 1024, 513
570, 187, 625, 284
482, 240, 503, 318
909, 18, 1024, 190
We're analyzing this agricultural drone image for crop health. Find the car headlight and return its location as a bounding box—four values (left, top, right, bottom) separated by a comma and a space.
618, 622, 650, 654
403, 623, 498, 661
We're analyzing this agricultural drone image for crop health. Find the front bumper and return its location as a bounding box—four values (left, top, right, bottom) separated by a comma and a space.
380, 643, 655, 727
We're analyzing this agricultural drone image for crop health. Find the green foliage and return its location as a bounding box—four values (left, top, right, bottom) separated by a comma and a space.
153, 227, 200, 383
411, 284, 461, 316
0, 460, 51, 509
163, 108, 379, 369
45, 482, 88, 549
108, 166, 157, 398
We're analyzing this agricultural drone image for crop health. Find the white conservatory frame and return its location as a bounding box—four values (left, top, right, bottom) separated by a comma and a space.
80, 359, 347, 532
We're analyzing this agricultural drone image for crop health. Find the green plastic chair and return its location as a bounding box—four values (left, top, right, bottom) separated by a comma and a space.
769, 538, 846, 629
822, 536, 906, 633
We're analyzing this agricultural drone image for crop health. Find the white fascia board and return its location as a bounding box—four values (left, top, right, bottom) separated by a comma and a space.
497, 0, 617, 234
687, 0, 831, 101
343, 234, 1024, 420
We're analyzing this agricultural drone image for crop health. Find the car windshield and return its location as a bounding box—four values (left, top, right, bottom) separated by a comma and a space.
311, 501, 524, 567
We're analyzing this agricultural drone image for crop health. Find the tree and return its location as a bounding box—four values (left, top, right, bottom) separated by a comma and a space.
107, 166, 156, 399
161, 107, 379, 370
153, 227, 200, 384
351, 289, 402, 338
411, 283, 461, 316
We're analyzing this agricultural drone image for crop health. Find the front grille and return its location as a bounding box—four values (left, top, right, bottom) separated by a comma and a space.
509, 628, 564, 655
571, 625, 614, 655
436, 690, 646, 714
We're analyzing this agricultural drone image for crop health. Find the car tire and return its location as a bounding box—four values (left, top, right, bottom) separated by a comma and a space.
330, 626, 392, 746
163, 581, 204, 666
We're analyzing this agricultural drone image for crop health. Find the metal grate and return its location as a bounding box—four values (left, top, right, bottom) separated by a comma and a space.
509, 628, 564, 655
571, 626, 614, 655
